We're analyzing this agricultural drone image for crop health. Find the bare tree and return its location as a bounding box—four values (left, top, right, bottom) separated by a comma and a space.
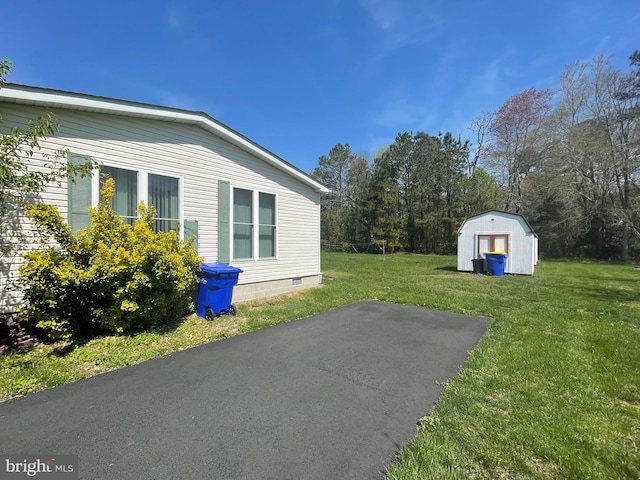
587, 54, 639, 260
467, 111, 495, 177
540, 53, 639, 259
489, 88, 555, 213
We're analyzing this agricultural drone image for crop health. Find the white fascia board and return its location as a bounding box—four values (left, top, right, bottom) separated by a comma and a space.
0, 85, 330, 193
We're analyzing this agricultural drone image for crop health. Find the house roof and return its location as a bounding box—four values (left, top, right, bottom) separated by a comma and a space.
457, 210, 536, 234
0, 83, 330, 194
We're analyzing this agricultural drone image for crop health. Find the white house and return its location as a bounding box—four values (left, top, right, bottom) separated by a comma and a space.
0, 84, 330, 313
457, 210, 539, 275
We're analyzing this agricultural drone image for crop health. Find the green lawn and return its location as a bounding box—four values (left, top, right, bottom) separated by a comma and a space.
1, 253, 639, 479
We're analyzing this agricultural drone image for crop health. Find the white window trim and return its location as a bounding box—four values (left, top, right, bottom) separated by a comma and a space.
257, 190, 278, 260
475, 232, 511, 265
231, 187, 254, 261
91, 163, 184, 239
231, 186, 278, 262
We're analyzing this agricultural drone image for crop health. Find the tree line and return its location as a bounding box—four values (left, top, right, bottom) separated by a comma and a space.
311, 51, 640, 260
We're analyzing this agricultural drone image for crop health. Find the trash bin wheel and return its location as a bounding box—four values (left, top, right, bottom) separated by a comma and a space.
205, 307, 216, 321
229, 305, 237, 316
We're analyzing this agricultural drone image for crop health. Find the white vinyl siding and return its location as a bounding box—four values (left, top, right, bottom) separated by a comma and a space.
0, 102, 321, 311
457, 211, 537, 275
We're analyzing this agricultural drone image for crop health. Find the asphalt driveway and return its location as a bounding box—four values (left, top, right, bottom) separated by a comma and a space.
0, 301, 490, 479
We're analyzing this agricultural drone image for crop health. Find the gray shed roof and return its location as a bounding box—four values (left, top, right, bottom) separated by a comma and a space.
457, 210, 536, 235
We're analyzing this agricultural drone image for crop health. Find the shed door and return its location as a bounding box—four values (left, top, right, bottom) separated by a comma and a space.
477, 234, 509, 257
478, 236, 490, 257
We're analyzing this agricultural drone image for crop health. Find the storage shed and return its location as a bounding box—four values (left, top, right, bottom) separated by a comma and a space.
457, 210, 538, 275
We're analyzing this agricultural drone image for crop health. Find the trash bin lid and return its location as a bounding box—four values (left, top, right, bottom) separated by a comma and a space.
200, 262, 244, 274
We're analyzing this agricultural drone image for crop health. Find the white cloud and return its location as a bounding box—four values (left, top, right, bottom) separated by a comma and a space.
362, 135, 394, 160
361, 0, 400, 31
165, 2, 216, 33
360, 0, 444, 54
471, 48, 518, 98
123, 81, 222, 117
166, 8, 182, 30
364, 49, 519, 152
363, 86, 446, 160
371, 97, 430, 129
153, 88, 200, 111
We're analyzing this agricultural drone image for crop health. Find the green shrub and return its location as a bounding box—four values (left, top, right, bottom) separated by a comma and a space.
20, 179, 202, 338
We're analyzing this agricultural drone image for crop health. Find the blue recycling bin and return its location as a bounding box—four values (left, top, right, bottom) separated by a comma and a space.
197, 262, 243, 320
485, 252, 507, 276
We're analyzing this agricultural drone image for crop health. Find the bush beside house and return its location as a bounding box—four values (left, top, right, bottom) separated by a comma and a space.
19, 179, 202, 339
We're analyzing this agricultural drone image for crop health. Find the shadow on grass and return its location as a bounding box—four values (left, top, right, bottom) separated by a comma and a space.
573, 283, 640, 306
51, 342, 78, 357
48, 313, 193, 359
435, 265, 458, 272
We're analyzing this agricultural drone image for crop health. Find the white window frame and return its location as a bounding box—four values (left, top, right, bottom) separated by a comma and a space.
258, 191, 277, 259
91, 163, 184, 238
231, 186, 278, 261
232, 187, 254, 261
475, 232, 510, 258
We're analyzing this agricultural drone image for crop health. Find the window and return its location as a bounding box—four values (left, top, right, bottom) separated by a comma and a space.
70, 158, 182, 235
259, 192, 276, 258
232, 188, 277, 260
101, 169, 180, 232
101, 166, 138, 226
149, 174, 180, 232
68, 153, 93, 231
233, 188, 253, 260
477, 234, 509, 257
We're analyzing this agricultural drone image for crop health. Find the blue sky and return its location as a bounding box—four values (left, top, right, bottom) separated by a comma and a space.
2, 0, 638, 174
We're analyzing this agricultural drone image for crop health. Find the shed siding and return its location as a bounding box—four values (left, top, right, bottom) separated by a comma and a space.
457, 211, 536, 275
0, 104, 321, 311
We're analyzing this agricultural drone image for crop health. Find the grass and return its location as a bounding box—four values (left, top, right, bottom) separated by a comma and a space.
1, 253, 639, 479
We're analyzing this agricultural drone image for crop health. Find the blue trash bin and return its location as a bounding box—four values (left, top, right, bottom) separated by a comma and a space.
485, 252, 508, 276
197, 262, 243, 320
